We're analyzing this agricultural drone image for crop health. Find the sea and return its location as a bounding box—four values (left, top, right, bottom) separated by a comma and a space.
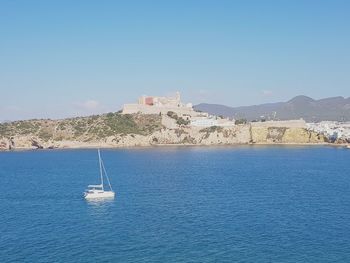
0, 146, 350, 262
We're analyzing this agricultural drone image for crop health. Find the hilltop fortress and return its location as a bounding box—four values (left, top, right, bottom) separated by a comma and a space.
122, 92, 199, 117
121, 92, 314, 129
122, 92, 237, 127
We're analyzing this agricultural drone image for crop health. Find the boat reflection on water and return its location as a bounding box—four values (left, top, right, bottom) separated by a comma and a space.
85, 196, 115, 206
85, 196, 116, 219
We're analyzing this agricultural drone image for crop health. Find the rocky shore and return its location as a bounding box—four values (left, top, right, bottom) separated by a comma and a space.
0, 112, 332, 151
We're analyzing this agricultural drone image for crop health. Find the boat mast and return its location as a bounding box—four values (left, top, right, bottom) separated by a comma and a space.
101, 160, 113, 191
98, 149, 104, 190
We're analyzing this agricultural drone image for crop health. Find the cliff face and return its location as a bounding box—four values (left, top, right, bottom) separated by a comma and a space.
251, 126, 326, 144
0, 125, 252, 149
0, 113, 327, 151
150, 125, 251, 145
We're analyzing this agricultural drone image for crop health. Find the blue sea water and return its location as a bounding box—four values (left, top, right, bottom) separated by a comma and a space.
0, 146, 350, 262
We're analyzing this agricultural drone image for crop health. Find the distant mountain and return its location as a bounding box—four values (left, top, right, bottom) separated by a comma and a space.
194, 96, 350, 122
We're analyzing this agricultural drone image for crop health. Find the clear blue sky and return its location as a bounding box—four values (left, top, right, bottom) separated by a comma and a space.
1, 0, 349, 120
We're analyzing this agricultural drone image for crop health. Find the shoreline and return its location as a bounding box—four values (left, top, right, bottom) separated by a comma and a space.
1, 142, 348, 152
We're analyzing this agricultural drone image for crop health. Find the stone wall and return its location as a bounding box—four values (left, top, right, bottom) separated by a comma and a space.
251, 120, 307, 128
122, 104, 197, 116
251, 126, 326, 144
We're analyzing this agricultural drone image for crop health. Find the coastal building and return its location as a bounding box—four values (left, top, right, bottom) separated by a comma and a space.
307, 121, 350, 141
190, 116, 235, 127
190, 117, 217, 127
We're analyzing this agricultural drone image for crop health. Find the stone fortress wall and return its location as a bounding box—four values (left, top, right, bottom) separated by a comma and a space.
250, 119, 307, 128
122, 104, 198, 116
249, 119, 324, 144
122, 92, 199, 117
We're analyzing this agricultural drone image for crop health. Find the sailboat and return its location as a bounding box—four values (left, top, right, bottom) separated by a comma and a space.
84, 149, 115, 199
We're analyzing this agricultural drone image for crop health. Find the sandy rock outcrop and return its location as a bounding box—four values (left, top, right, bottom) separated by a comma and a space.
149, 125, 251, 145
0, 138, 9, 150
251, 126, 326, 144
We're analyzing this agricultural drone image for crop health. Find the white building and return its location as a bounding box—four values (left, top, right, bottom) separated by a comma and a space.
190, 116, 235, 127
307, 121, 350, 141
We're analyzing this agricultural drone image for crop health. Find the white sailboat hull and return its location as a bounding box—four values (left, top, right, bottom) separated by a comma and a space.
84, 149, 115, 200
84, 190, 115, 199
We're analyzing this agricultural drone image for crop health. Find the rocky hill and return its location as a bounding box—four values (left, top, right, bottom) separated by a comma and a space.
0, 112, 329, 151
195, 95, 350, 122
0, 113, 162, 150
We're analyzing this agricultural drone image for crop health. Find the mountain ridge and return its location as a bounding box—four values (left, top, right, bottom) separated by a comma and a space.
195, 96, 350, 122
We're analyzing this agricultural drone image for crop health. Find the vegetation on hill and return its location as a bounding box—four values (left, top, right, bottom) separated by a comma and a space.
235, 119, 247, 125
0, 113, 163, 142
166, 111, 190, 126
199, 126, 224, 139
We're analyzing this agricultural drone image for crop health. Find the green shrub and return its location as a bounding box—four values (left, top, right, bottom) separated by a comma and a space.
176, 117, 190, 126
235, 119, 247, 125
38, 130, 52, 141
200, 126, 223, 133
167, 111, 178, 120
